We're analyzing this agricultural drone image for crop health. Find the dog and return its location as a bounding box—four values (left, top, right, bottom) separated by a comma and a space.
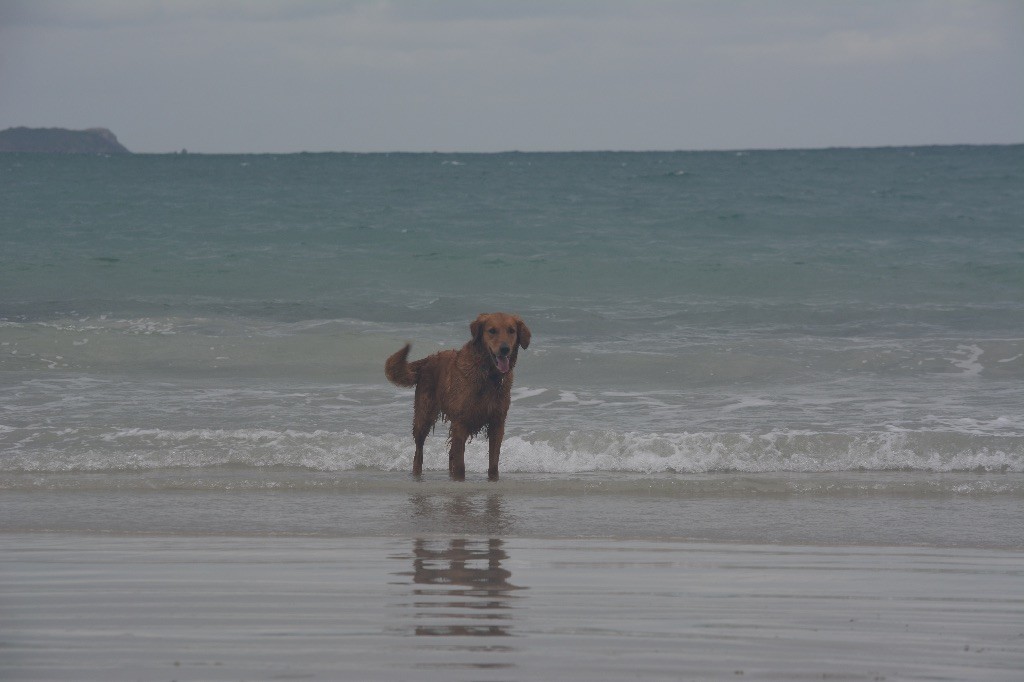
385, 313, 531, 480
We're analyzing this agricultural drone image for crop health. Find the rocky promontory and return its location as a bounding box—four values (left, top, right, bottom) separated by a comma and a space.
0, 127, 131, 154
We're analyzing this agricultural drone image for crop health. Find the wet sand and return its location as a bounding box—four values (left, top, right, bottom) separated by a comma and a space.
2, 533, 1022, 681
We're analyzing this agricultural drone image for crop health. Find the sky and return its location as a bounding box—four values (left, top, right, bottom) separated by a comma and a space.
1, 0, 1021, 153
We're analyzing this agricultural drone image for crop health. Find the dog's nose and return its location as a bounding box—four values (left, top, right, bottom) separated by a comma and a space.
499, 344, 511, 356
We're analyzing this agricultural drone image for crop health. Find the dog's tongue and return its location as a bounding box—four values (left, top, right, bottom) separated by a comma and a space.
495, 355, 511, 374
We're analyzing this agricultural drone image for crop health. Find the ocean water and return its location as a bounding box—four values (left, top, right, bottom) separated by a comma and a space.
1, 147, 1023, 545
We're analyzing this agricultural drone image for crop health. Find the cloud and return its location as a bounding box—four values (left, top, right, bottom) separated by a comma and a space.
1, 0, 1021, 152
718, 8, 1010, 67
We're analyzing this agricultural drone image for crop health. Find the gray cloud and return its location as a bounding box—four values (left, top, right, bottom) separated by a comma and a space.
1, 0, 1021, 152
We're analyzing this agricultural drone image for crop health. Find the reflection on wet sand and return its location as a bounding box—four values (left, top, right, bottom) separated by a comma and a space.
407, 538, 522, 637
393, 494, 526, 672
407, 491, 515, 537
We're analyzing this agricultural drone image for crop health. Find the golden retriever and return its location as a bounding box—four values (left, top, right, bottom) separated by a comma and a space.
385, 313, 531, 480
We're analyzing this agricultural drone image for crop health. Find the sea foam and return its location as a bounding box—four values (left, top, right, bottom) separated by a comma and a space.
3, 426, 1020, 476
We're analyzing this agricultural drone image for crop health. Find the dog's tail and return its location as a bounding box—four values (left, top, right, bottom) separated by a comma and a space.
384, 343, 422, 387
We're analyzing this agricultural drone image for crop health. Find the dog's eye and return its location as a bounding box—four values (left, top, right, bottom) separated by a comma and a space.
488, 328, 497, 335
508, 328, 516, 335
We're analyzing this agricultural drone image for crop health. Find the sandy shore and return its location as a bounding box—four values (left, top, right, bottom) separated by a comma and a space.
2, 533, 1022, 681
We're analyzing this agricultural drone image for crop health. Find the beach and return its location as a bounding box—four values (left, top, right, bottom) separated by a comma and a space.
3, 529, 1022, 681
4, 476, 1024, 680
2, 147, 1022, 679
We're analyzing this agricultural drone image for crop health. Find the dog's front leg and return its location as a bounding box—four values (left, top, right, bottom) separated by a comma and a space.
447, 424, 468, 481
487, 422, 504, 481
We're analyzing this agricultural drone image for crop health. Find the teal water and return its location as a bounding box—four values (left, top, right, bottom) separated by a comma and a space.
1, 147, 1023, 500
4, 148, 1022, 317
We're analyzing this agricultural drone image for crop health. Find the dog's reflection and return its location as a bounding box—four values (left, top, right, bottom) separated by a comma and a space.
408, 492, 515, 537
400, 537, 524, 638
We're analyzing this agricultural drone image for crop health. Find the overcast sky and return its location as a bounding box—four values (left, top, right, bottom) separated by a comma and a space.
1, 0, 1021, 153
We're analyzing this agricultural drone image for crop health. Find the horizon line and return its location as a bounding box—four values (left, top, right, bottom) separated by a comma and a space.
131, 141, 1024, 156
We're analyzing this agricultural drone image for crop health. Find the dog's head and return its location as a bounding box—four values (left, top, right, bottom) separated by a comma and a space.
470, 312, 531, 375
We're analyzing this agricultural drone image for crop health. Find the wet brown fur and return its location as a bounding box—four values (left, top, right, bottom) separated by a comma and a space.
384, 313, 531, 480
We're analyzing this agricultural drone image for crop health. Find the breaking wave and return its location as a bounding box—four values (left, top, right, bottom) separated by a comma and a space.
3, 426, 1020, 477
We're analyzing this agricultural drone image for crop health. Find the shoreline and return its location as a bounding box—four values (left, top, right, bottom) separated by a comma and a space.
4, 474, 1022, 550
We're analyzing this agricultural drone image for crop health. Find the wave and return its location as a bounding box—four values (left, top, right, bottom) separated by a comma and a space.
3, 426, 1021, 476
7, 312, 1024, 377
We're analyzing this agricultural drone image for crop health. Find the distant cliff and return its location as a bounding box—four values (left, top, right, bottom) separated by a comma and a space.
0, 127, 131, 154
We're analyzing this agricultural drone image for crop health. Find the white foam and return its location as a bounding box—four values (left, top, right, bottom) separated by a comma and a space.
548, 391, 603, 406
721, 397, 774, 412
919, 415, 1024, 435
949, 344, 984, 376
511, 387, 548, 401
493, 430, 1024, 475
3, 425, 1022, 476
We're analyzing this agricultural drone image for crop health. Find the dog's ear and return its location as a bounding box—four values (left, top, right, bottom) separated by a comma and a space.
470, 314, 488, 342
515, 317, 531, 350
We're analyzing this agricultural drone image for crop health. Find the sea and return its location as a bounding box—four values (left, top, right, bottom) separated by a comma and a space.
1, 146, 1023, 548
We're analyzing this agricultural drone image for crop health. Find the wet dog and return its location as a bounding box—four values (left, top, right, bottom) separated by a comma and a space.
385, 313, 530, 480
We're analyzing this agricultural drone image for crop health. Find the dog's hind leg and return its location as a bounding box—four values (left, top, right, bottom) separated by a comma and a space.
412, 417, 434, 477
411, 390, 438, 478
